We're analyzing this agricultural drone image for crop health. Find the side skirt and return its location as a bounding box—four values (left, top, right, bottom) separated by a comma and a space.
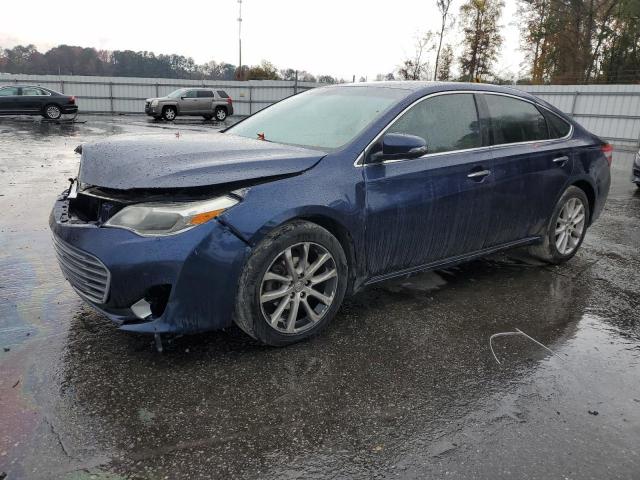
364, 236, 541, 286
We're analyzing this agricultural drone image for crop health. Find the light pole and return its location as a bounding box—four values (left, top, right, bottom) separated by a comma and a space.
237, 0, 243, 80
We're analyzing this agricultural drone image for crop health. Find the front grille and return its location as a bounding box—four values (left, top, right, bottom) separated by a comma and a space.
52, 235, 110, 304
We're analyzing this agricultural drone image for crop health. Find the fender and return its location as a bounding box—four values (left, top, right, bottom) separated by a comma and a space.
224, 204, 365, 294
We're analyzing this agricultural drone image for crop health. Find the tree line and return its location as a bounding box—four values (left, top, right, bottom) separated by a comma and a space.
393, 0, 639, 84
2, 1, 638, 85
0, 44, 341, 83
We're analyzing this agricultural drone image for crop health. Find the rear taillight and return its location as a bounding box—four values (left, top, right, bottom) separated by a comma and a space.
227, 97, 232, 105
601, 143, 613, 167
69, 96, 76, 104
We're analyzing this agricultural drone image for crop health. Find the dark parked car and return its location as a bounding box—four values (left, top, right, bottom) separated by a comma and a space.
0, 85, 78, 119
50, 82, 611, 346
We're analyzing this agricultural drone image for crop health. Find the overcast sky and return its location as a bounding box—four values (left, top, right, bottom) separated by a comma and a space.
0, 0, 523, 80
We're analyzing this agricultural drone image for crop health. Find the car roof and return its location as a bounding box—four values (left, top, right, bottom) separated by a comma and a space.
182, 87, 225, 90
1, 84, 56, 91
329, 81, 539, 102
2, 84, 47, 88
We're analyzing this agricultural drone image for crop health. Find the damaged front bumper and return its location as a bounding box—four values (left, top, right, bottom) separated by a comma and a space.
49, 195, 250, 334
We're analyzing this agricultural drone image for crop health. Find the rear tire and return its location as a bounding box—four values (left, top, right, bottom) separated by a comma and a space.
162, 106, 177, 121
528, 186, 590, 264
214, 107, 227, 121
234, 220, 348, 346
44, 104, 62, 120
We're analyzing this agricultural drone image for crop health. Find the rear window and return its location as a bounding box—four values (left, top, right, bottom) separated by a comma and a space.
542, 110, 571, 138
197, 90, 214, 98
217, 90, 229, 98
21, 87, 47, 96
485, 94, 548, 144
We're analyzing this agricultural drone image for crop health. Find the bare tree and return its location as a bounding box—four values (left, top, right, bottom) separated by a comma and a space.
398, 33, 435, 80
433, 0, 455, 81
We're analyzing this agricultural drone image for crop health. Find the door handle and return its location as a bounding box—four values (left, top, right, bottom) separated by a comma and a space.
553, 155, 569, 165
467, 169, 491, 179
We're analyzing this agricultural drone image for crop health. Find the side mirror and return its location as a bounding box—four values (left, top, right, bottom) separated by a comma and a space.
369, 133, 428, 163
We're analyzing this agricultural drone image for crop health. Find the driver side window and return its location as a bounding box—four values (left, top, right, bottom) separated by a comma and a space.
388, 93, 482, 154
183, 90, 198, 98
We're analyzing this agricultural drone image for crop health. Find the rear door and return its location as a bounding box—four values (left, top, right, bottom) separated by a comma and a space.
479, 93, 573, 246
19, 86, 49, 112
196, 89, 214, 113
0, 86, 21, 112
364, 92, 494, 278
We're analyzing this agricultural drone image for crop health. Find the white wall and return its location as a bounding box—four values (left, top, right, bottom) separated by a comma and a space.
518, 84, 640, 152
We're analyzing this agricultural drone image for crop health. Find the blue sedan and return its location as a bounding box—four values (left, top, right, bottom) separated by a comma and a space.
50, 82, 611, 346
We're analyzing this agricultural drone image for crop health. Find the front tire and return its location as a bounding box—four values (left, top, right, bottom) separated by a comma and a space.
528, 186, 590, 264
234, 221, 348, 346
44, 104, 62, 120
162, 106, 177, 121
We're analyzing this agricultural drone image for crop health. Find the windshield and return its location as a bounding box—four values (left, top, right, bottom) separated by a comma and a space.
167, 88, 187, 98
226, 87, 408, 150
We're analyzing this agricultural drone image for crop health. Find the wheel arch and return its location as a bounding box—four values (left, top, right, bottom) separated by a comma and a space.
215, 105, 228, 118
571, 179, 596, 225
238, 207, 360, 296
162, 103, 179, 114
42, 102, 61, 115
298, 214, 358, 295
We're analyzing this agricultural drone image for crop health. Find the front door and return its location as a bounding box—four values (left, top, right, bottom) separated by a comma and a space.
364, 92, 494, 278
179, 89, 199, 113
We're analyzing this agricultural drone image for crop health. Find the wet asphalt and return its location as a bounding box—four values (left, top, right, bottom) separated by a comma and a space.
0, 115, 639, 480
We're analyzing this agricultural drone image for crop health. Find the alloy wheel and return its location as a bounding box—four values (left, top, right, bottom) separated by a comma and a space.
555, 197, 586, 255
46, 105, 61, 119
259, 242, 338, 334
216, 109, 226, 120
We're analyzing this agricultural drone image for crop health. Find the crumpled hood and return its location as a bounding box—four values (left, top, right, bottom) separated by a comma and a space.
78, 132, 326, 189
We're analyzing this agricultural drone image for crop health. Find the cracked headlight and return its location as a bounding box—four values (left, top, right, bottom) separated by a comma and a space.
104, 196, 238, 236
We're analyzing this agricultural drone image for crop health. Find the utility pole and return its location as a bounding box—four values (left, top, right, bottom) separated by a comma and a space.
237, 0, 243, 80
